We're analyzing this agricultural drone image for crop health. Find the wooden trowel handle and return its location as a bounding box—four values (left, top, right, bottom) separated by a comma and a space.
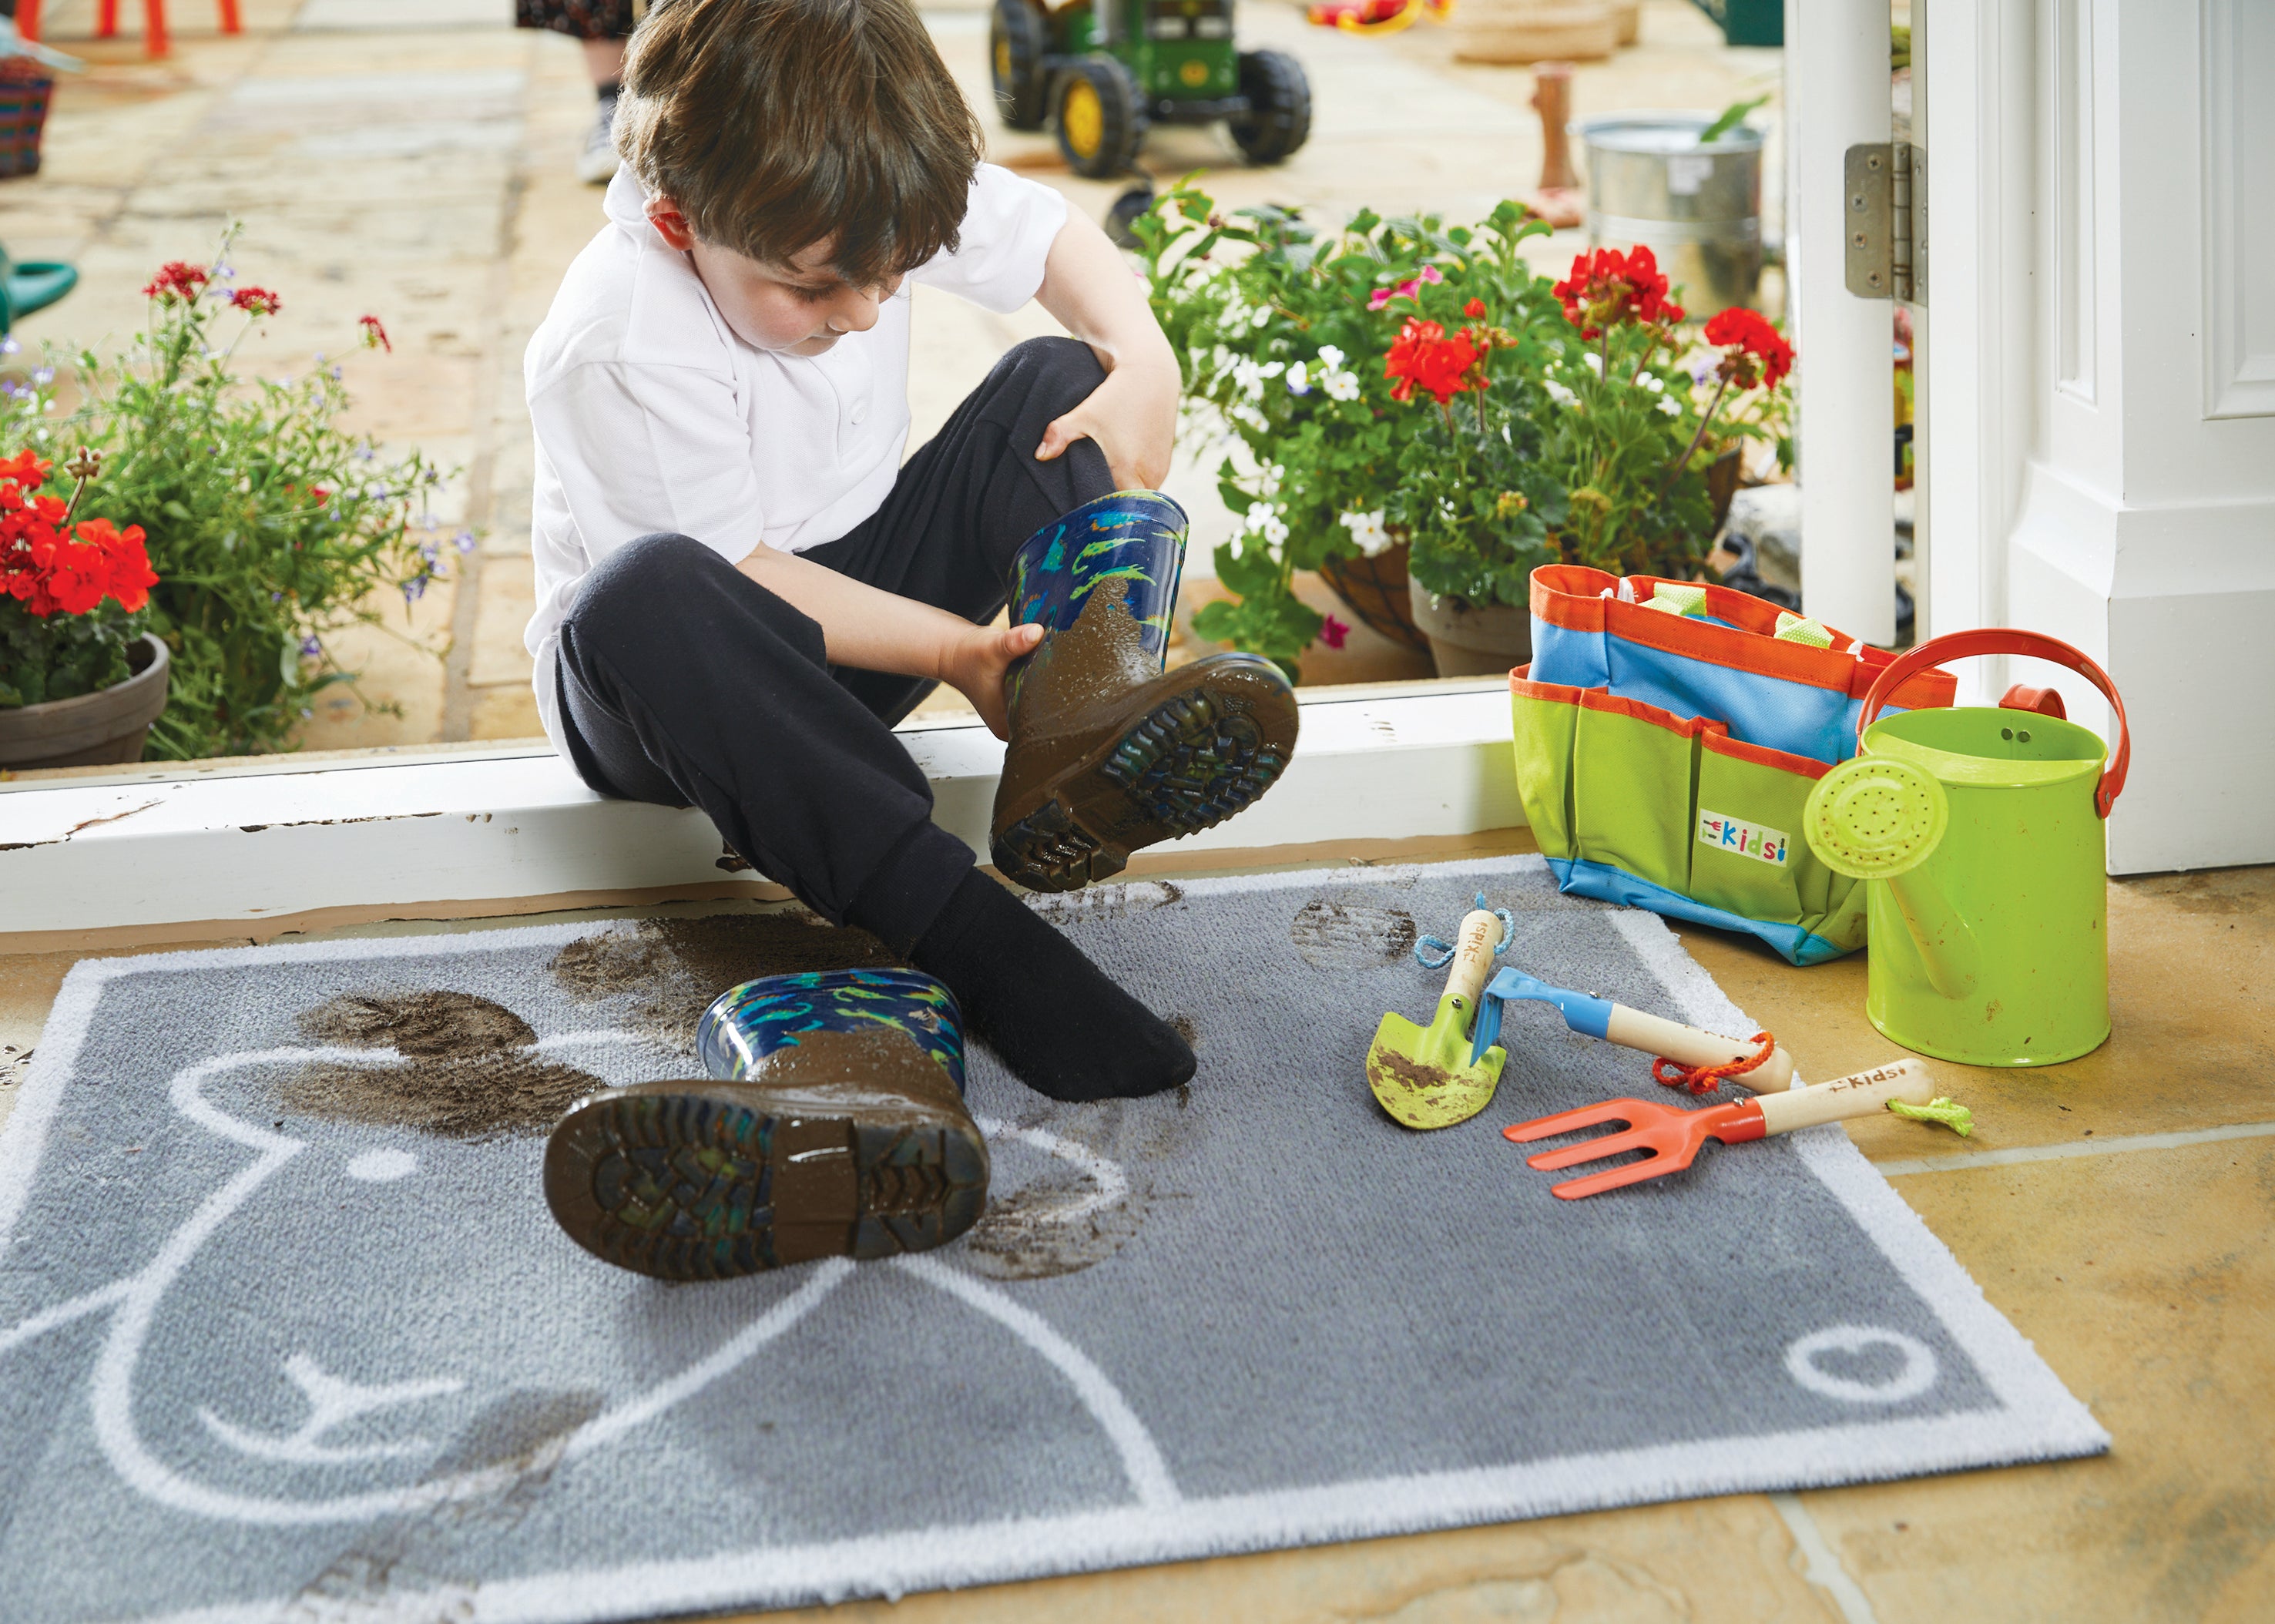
1755, 1058, 1937, 1134
1602, 1006, 1798, 1092
1443, 909, 1504, 1018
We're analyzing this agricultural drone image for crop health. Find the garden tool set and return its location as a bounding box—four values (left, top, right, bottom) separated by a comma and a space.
1367, 902, 1802, 1132
1505, 1058, 1936, 1199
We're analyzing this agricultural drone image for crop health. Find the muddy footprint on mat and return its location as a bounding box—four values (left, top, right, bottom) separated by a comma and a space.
287, 990, 604, 1139
1289, 899, 1418, 969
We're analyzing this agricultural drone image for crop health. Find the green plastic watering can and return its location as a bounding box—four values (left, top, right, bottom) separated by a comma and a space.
1800, 630, 2131, 1067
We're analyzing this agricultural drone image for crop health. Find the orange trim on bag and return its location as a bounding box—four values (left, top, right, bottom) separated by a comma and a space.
1528, 566, 1958, 709
1509, 666, 1591, 705
1576, 686, 1728, 742
1700, 728, 1834, 780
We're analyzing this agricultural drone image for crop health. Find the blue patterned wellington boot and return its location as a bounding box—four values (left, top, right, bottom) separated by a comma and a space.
991, 491, 1299, 891
542, 968, 988, 1280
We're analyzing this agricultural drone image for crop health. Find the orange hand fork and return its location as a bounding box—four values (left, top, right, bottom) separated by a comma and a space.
1504, 1059, 1934, 1199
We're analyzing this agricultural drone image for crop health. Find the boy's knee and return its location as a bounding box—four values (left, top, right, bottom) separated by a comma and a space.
998, 336, 1106, 414
565, 534, 725, 644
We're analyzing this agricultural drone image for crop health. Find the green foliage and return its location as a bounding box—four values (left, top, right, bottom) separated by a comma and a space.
0, 597, 143, 709
0, 233, 458, 760
1134, 181, 1791, 671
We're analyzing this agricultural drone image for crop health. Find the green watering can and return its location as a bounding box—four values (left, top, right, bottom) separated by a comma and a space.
1801, 630, 2131, 1067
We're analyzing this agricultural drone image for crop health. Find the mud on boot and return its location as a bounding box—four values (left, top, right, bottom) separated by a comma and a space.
543, 970, 988, 1280
990, 492, 1298, 893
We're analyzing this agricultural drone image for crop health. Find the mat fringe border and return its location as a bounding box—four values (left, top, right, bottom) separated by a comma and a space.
1, 857, 2109, 1624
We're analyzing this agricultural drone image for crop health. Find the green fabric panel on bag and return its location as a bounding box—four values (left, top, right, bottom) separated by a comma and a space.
1691, 740, 1869, 953
1570, 700, 1700, 894
1509, 688, 1579, 859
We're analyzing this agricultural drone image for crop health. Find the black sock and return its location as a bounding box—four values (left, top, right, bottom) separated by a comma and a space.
911, 870, 1196, 1102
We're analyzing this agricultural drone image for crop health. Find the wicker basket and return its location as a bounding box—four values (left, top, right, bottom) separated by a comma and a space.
1317, 542, 1430, 653
0, 64, 55, 181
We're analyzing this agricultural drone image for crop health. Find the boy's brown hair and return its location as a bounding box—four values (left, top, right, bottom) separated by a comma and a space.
616, 0, 985, 286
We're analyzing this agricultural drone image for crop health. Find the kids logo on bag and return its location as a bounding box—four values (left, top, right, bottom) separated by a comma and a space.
1697, 809, 1790, 867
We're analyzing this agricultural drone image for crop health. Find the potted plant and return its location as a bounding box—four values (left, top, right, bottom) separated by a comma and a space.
1139, 186, 1796, 678
1132, 184, 1564, 676
0, 236, 458, 760
0, 446, 166, 769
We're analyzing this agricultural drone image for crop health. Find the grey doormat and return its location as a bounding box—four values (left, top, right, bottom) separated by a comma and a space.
0, 857, 2104, 1624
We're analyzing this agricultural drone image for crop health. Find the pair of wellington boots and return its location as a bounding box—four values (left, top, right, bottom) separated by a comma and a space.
545, 495, 1298, 1280
546, 970, 991, 1282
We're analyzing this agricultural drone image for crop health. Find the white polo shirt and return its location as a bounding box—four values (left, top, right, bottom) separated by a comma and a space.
522, 164, 1069, 753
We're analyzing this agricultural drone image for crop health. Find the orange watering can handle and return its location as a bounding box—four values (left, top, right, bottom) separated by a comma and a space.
1857, 629, 2130, 818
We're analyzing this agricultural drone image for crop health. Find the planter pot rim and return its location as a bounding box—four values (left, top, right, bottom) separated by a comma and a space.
0, 633, 169, 764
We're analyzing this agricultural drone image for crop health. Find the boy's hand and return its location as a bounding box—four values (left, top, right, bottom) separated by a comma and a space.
941, 619, 1045, 739
1035, 354, 1179, 491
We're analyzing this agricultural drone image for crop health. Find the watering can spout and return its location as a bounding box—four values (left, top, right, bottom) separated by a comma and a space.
1882, 863, 1981, 999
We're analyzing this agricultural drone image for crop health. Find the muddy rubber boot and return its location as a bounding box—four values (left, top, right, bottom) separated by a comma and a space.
991, 491, 1299, 891
543, 970, 988, 1281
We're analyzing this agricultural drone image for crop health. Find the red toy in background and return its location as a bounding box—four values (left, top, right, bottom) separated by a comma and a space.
1306, 0, 1455, 36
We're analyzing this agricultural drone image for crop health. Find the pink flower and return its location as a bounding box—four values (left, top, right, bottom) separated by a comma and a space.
1419, 265, 1445, 284
1320, 615, 1351, 650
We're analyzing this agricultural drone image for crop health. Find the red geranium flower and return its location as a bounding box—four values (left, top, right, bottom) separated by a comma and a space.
1703, 306, 1795, 389
229, 286, 282, 317
1385, 317, 1485, 405
1464, 298, 1487, 318
142, 260, 210, 304
1320, 614, 1351, 650
1552, 245, 1684, 337
0, 450, 157, 620
358, 314, 391, 353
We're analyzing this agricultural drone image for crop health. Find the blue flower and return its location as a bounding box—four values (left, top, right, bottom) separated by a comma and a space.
31, 367, 53, 385
300, 636, 321, 658
402, 576, 428, 602
453, 530, 476, 553
0, 337, 19, 355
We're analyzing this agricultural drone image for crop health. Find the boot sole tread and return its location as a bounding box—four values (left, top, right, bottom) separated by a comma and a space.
547, 1091, 988, 1281
995, 671, 1294, 892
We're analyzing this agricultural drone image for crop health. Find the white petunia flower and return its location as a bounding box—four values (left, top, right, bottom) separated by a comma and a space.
1582, 351, 1604, 376
1544, 378, 1579, 408
1656, 394, 1683, 416
1338, 508, 1392, 557
1317, 344, 1346, 370
1287, 361, 1311, 394
1324, 371, 1362, 401
1640, 373, 1666, 393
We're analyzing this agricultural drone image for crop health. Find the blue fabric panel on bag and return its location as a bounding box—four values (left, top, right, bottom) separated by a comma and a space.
1603, 641, 1857, 763
1529, 618, 1611, 690
1545, 856, 1851, 967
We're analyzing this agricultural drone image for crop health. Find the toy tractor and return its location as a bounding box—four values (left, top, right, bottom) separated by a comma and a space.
990, 0, 1312, 180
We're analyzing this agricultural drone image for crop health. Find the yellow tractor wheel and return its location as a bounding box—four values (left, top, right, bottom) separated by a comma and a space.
1052, 56, 1145, 180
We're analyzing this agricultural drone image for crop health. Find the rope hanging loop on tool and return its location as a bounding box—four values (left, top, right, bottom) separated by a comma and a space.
1414, 893, 1516, 969
1652, 1030, 1776, 1095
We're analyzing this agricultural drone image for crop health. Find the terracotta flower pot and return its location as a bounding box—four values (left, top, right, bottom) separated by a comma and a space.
1317, 542, 1429, 653
1408, 577, 1532, 677
0, 634, 170, 770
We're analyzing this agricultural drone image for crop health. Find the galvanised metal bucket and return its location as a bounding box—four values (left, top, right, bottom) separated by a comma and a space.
1800, 631, 2132, 1069
1575, 110, 1763, 318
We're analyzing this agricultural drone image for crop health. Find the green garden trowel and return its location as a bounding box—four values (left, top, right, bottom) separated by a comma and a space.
1364, 908, 1507, 1130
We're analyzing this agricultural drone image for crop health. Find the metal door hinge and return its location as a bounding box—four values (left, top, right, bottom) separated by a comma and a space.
1844, 143, 1926, 304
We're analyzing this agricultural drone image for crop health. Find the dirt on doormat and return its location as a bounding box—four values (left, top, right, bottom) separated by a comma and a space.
549, 912, 900, 1051
285, 990, 605, 1139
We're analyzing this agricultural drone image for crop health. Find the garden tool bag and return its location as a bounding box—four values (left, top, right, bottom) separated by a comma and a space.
1509, 565, 1956, 965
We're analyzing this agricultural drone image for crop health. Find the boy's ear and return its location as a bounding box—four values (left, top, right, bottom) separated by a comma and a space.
646, 196, 699, 252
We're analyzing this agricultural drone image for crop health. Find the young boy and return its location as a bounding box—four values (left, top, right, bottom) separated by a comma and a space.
525, 0, 1297, 1280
